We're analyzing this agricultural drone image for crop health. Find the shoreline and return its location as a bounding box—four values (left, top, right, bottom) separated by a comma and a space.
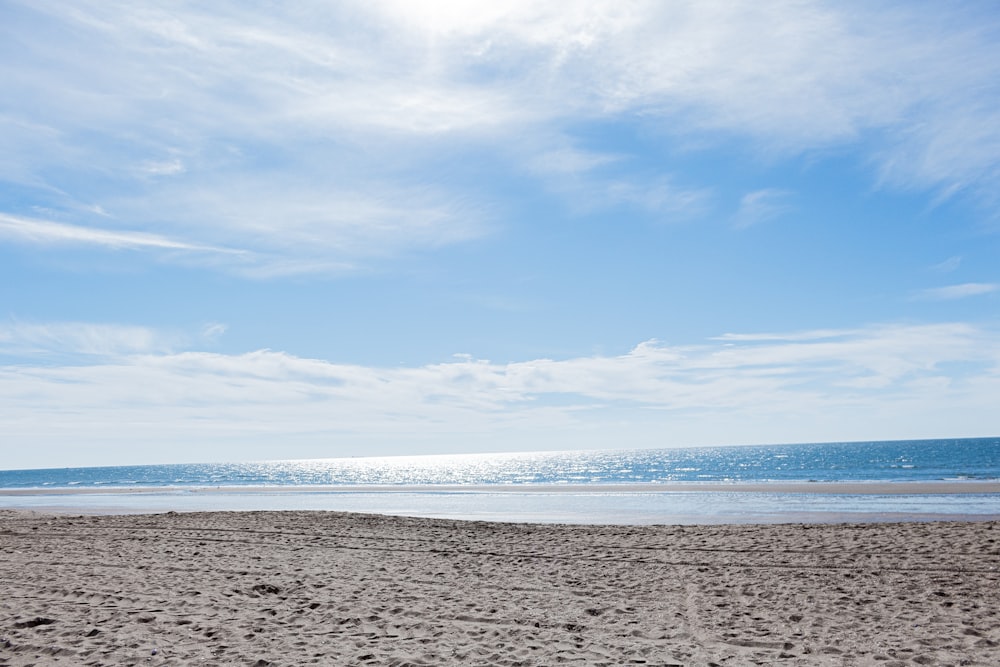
1, 481, 998, 524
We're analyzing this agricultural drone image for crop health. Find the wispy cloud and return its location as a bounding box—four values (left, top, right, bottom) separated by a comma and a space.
138, 158, 185, 177
931, 256, 962, 273
527, 146, 621, 176
713, 329, 859, 343
603, 177, 711, 218
201, 323, 228, 342
3, 2, 999, 276
1, 321, 997, 463
0, 321, 181, 358
0, 213, 241, 254
523, 140, 710, 218
912, 283, 999, 301
732, 189, 793, 229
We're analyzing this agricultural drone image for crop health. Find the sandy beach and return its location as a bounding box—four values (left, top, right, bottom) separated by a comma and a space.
1, 510, 998, 666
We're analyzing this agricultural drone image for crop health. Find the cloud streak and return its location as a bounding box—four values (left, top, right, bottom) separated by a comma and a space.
2, 321, 997, 466
732, 189, 793, 229
0, 213, 241, 254
912, 283, 999, 301
0, 321, 183, 358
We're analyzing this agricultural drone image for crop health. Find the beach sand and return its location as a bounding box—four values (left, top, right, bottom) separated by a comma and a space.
1, 510, 998, 666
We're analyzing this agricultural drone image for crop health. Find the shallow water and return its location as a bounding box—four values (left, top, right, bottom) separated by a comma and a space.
3, 486, 999, 525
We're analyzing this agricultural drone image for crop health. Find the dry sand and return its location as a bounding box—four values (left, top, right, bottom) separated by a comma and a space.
1, 510, 998, 666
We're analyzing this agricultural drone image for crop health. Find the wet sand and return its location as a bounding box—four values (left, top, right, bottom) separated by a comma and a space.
1, 510, 998, 666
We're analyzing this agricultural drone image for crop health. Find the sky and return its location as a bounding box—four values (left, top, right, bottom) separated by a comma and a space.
1, 1, 999, 469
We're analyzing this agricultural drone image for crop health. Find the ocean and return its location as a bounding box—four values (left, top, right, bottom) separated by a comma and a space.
2, 438, 999, 523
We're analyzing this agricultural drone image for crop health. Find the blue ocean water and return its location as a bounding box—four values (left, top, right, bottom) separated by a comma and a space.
1, 437, 998, 489
1, 438, 998, 523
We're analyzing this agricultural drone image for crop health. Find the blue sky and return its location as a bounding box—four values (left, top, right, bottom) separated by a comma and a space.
2, 1, 999, 469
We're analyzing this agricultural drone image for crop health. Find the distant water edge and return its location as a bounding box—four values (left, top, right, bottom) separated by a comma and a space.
2, 437, 998, 490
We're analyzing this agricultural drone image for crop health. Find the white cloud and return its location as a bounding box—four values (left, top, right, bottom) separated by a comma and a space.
732, 189, 793, 229
528, 146, 621, 176
713, 329, 856, 343
3, 1, 999, 276
384, 0, 1000, 203
0, 320, 233, 360
0, 213, 242, 255
609, 177, 711, 216
138, 158, 185, 177
200, 323, 228, 343
0, 321, 182, 357
1, 321, 997, 466
519, 136, 709, 218
171, 180, 486, 276
1, 184, 480, 276
931, 256, 962, 273
912, 283, 999, 301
